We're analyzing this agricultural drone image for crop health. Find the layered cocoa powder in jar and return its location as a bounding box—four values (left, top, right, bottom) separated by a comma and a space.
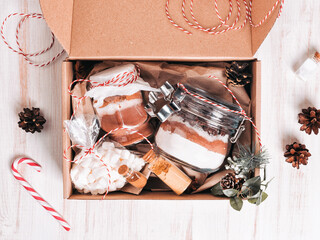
93, 91, 153, 146
86, 64, 154, 146
155, 84, 244, 173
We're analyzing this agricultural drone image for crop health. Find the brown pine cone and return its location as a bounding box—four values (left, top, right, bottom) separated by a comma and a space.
284, 142, 311, 169
298, 107, 320, 135
18, 108, 46, 133
225, 61, 252, 87
220, 173, 244, 190
74, 61, 99, 79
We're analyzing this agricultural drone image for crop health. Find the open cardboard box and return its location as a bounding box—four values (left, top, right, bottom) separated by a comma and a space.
40, 0, 280, 199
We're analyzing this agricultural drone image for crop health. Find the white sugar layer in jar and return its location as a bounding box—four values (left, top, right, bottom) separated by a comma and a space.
156, 127, 227, 170
93, 98, 143, 115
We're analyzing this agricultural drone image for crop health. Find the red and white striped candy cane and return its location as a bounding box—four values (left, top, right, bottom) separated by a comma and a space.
11, 157, 71, 231
1, 13, 64, 67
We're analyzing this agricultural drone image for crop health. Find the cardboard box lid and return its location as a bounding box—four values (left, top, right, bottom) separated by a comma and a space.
40, 0, 280, 60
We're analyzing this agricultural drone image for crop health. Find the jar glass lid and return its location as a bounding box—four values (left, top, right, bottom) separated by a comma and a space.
174, 84, 244, 132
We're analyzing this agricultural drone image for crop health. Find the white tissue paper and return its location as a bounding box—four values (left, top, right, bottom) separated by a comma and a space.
85, 63, 159, 108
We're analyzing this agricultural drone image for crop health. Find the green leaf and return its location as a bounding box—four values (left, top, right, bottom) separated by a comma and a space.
263, 178, 274, 190
222, 189, 238, 198
230, 197, 243, 211
249, 191, 261, 199
210, 183, 224, 196
248, 192, 268, 205
248, 198, 258, 204
241, 176, 261, 197
233, 144, 270, 172
256, 192, 268, 206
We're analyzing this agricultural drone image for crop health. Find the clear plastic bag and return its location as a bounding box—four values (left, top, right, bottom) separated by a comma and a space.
65, 112, 146, 195
64, 114, 100, 148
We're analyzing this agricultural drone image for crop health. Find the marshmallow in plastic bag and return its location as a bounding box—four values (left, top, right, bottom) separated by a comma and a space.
64, 112, 145, 195
70, 140, 146, 195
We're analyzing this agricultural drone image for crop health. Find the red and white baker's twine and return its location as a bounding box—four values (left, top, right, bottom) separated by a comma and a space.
65, 66, 153, 198
166, 0, 284, 35
64, 126, 153, 198
177, 75, 262, 149
11, 158, 71, 231
68, 66, 140, 119
1, 13, 64, 67
1, 1, 284, 64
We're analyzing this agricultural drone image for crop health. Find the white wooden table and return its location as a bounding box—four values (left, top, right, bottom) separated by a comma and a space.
1, 1, 320, 239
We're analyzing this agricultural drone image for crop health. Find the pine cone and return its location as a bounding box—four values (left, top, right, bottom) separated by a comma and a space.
298, 107, 320, 135
284, 142, 311, 169
18, 108, 46, 133
225, 61, 252, 87
74, 61, 99, 79
220, 173, 244, 190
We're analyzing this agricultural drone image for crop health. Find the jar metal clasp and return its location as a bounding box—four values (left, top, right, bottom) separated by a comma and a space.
230, 118, 246, 143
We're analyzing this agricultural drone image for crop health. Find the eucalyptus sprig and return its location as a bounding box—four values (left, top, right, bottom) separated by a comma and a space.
226, 144, 270, 179
211, 176, 272, 211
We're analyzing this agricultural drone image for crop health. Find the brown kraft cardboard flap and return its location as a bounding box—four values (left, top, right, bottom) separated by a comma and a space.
40, 0, 280, 60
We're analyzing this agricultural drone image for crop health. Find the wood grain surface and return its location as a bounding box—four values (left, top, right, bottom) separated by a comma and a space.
1, 0, 320, 239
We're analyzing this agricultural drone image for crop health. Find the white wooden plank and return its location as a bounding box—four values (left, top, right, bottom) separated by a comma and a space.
0, 0, 319, 239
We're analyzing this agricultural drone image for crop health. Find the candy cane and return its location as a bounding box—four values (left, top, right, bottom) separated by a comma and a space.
11, 157, 71, 231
